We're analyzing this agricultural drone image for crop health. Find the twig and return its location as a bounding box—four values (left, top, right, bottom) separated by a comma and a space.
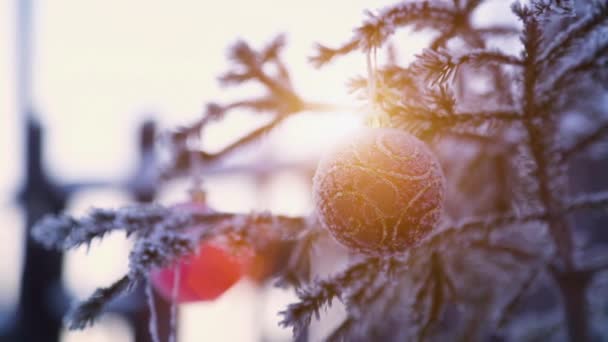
540, 3, 608, 64
66, 275, 133, 330
388, 103, 522, 126
560, 121, 608, 161
280, 258, 381, 339
564, 191, 608, 212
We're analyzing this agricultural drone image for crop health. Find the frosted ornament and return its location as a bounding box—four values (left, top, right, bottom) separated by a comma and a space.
313, 128, 445, 255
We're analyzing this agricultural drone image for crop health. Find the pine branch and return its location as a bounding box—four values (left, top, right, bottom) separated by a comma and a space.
560, 120, 608, 161
546, 39, 608, 100
128, 228, 198, 278
164, 35, 343, 180
326, 259, 414, 341
280, 258, 381, 339
33, 203, 309, 252
411, 48, 521, 85
310, 1, 455, 66
564, 191, 608, 213
171, 114, 289, 173
32, 205, 173, 250
66, 275, 133, 330
477, 25, 520, 37
166, 101, 337, 179
37, 206, 311, 330
540, 2, 608, 65
517, 10, 576, 272
531, 0, 575, 17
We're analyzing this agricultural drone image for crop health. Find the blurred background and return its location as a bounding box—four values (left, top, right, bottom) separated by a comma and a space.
0, 0, 512, 341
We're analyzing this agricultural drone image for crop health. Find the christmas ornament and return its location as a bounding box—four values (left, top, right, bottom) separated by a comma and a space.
150, 202, 260, 302
313, 128, 445, 255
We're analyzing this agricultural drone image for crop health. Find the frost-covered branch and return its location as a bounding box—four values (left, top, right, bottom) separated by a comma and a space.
65, 275, 132, 330
128, 229, 198, 278
515, 9, 577, 272
33, 204, 309, 253
281, 210, 551, 339
540, 2, 608, 65
34, 205, 311, 330
560, 120, 608, 161
544, 34, 608, 98
511, 0, 574, 19
327, 261, 408, 341
280, 258, 381, 339
476, 25, 520, 38
564, 191, 608, 213
32, 205, 174, 250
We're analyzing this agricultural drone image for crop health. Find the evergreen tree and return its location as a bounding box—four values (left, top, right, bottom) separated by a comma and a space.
33, 0, 608, 340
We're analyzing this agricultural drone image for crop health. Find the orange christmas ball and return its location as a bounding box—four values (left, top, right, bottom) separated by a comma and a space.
312, 128, 445, 255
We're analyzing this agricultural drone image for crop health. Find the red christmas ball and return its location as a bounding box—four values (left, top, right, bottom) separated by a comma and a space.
313, 128, 445, 255
150, 202, 259, 302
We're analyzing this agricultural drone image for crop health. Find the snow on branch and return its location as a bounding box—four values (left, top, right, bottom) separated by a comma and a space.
326, 259, 412, 341
33, 204, 309, 254
545, 39, 608, 97
65, 275, 132, 330
512, 0, 574, 20
560, 120, 608, 161
280, 258, 381, 339
540, 2, 608, 65
34, 204, 311, 330
32, 204, 173, 250
564, 191, 608, 213
128, 228, 198, 278
530, 0, 574, 17
280, 209, 553, 339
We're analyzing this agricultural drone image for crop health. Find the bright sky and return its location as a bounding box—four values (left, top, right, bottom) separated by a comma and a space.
0, 0, 515, 341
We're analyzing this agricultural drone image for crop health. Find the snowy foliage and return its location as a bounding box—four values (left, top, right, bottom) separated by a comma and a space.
31, 0, 608, 341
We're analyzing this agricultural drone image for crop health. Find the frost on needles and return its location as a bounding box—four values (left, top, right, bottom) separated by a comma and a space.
32, 0, 608, 341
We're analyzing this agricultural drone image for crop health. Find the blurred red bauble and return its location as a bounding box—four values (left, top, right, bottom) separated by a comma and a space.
313, 128, 445, 255
150, 201, 264, 302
